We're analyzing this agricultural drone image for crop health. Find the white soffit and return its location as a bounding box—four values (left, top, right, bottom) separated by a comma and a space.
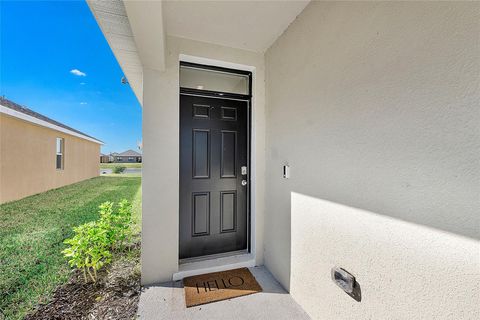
123, 1, 166, 72
163, 0, 310, 53
86, 0, 144, 104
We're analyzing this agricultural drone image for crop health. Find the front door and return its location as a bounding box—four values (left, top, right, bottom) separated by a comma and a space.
180, 94, 248, 259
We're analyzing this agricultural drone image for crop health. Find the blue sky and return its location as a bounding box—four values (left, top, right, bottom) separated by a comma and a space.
1, 0, 142, 154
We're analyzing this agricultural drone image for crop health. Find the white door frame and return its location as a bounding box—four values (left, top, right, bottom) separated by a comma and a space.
174, 54, 259, 280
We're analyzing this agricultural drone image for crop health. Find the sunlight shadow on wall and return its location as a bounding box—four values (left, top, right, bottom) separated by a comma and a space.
289, 192, 480, 320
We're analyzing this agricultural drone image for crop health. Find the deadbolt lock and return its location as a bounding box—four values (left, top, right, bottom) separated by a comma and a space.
241, 166, 247, 175
241, 180, 247, 186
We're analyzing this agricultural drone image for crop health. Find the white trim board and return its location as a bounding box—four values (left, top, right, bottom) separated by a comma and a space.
0, 105, 103, 145
179, 54, 256, 72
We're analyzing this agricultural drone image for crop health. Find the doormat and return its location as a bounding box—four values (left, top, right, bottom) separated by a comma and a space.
183, 267, 262, 307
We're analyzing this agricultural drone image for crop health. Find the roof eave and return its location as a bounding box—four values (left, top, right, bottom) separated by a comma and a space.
86, 0, 144, 105
86, 0, 167, 107
0, 104, 104, 145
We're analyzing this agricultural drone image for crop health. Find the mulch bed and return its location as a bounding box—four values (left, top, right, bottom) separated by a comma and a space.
25, 243, 141, 320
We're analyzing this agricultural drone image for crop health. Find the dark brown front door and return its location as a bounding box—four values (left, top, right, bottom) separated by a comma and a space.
180, 95, 248, 259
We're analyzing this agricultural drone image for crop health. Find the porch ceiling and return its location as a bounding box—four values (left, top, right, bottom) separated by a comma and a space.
163, 0, 310, 53
87, 0, 310, 104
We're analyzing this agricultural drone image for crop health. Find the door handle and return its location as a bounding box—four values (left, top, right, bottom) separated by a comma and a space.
241, 180, 247, 186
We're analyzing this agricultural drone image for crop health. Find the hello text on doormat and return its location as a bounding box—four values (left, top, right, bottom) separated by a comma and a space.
183, 268, 262, 307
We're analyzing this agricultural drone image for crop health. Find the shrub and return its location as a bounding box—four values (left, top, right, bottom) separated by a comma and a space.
99, 200, 132, 248
62, 200, 132, 283
62, 221, 112, 283
112, 165, 126, 174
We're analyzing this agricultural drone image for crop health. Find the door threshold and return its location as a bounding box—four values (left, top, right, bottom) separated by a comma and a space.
179, 250, 248, 264
173, 252, 255, 281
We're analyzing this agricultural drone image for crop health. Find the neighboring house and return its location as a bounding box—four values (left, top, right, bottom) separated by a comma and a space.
100, 153, 110, 163
88, 1, 479, 319
0, 97, 102, 204
109, 152, 118, 163
113, 149, 142, 163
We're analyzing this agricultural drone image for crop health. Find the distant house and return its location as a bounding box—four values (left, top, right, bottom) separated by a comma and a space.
113, 149, 142, 163
0, 97, 102, 204
108, 152, 118, 163
100, 153, 110, 163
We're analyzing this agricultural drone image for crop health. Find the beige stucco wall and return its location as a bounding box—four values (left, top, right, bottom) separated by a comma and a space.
0, 114, 100, 204
265, 1, 479, 319
141, 35, 266, 285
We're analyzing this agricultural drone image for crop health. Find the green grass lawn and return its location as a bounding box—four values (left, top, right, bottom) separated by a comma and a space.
0, 176, 141, 320
101, 173, 142, 178
100, 163, 142, 169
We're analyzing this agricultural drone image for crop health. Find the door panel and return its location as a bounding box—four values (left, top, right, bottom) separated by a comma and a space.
192, 192, 210, 236
220, 191, 236, 233
192, 129, 210, 178
221, 131, 237, 178
180, 95, 248, 259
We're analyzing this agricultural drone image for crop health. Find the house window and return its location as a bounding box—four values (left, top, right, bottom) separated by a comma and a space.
56, 138, 64, 170
117, 157, 122, 161
128, 157, 134, 161
180, 63, 250, 95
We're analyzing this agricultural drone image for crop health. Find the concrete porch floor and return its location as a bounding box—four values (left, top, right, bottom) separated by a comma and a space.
138, 266, 311, 319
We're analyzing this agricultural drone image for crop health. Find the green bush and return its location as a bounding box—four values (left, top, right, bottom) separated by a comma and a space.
62, 200, 132, 283
99, 200, 132, 248
62, 221, 112, 283
112, 165, 126, 174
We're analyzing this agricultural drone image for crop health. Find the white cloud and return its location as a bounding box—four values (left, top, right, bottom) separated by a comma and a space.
80, 102, 87, 105
80, 82, 86, 85
70, 69, 86, 77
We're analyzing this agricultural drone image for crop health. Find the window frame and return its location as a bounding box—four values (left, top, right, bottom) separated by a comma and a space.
179, 61, 252, 100
56, 137, 64, 170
